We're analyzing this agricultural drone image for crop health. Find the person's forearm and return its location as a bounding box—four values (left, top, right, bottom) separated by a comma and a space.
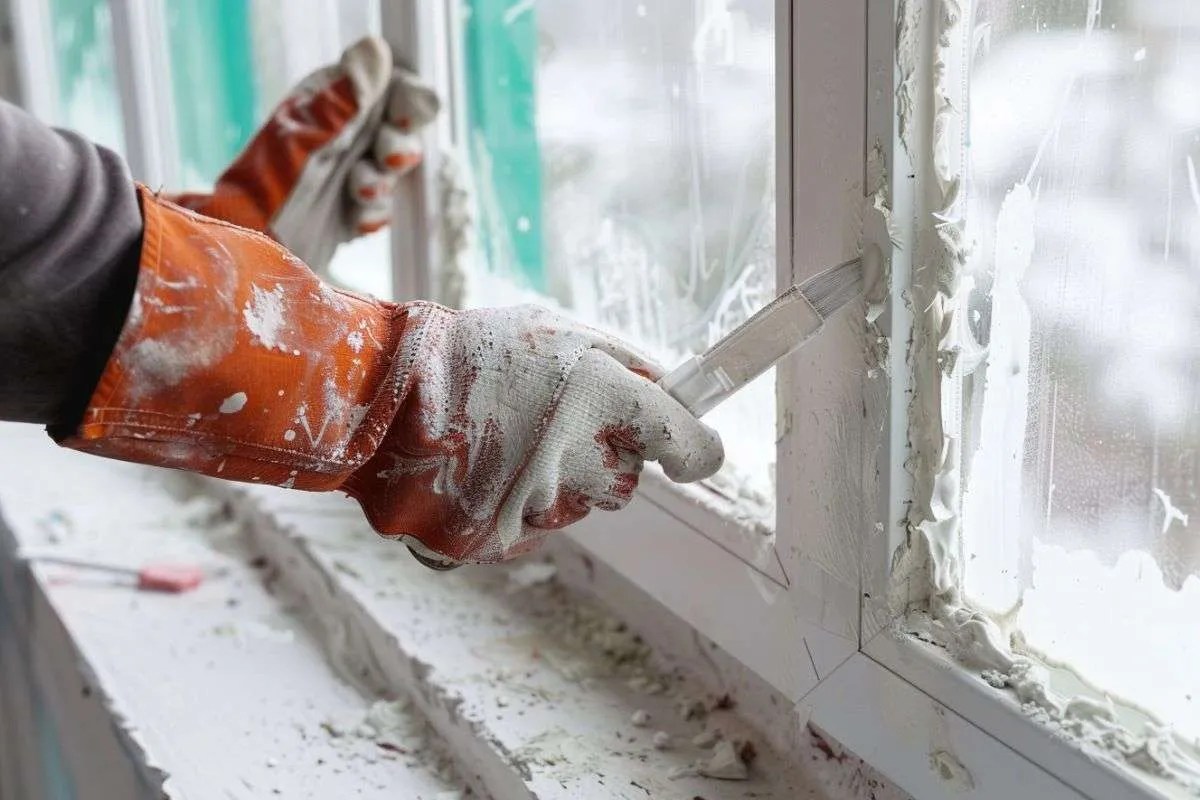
0, 98, 142, 427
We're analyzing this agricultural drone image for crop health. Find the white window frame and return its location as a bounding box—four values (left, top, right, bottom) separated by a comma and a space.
381, 0, 863, 706
859, 2, 1196, 799
6, 1, 1181, 797
383, 2, 1183, 799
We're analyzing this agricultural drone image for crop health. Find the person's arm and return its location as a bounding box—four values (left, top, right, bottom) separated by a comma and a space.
2, 38, 724, 566
0, 98, 141, 428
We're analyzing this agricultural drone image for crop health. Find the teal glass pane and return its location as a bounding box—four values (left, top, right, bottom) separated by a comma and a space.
48, 0, 125, 154
165, 0, 260, 188
463, 0, 546, 289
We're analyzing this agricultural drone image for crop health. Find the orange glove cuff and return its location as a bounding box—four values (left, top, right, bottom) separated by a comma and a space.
61, 185, 411, 492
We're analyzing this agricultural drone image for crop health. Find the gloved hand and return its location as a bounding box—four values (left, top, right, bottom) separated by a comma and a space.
343, 303, 724, 563
169, 36, 439, 274
62, 188, 723, 565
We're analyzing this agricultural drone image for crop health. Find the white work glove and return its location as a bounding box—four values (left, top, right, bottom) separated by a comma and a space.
345, 304, 726, 565
169, 36, 439, 273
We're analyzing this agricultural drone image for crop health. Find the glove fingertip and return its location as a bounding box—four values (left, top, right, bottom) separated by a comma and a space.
387, 69, 441, 130
661, 425, 724, 483
341, 36, 394, 105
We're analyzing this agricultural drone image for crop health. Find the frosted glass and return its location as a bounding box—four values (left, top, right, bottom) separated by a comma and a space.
460, 0, 777, 515
960, 0, 1200, 741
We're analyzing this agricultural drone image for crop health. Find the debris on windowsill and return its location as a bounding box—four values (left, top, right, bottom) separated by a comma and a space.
668, 737, 756, 782
322, 698, 466, 786
506, 560, 558, 592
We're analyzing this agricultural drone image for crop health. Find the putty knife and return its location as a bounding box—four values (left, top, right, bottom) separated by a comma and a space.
658, 250, 874, 416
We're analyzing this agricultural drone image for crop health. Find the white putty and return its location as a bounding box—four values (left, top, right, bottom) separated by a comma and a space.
887, 0, 1200, 790
434, 151, 471, 310
219, 392, 248, 414
961, 183, 1034, 613
1152, 488, 1189, 536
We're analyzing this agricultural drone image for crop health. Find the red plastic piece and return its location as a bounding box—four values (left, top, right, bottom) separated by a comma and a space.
136, 564, 205, 594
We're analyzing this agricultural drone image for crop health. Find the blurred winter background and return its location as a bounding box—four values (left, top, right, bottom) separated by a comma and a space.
960, 0, 1200, 741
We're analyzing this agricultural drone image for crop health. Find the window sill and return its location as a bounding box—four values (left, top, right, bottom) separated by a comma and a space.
0, 423, 820, 799
217, 480, 821, 798
0, 424, 463, 798
0, 422, 1129, 800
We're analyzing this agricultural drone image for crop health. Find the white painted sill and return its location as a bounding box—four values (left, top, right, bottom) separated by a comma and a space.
212, 480, 820, 799
0, 424, 829, 799
216, 482, 1113, 800
0, 423, 1138, 800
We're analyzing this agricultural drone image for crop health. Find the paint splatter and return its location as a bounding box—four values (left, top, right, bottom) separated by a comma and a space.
220, 392, 248, 414
243, 284, 289, 351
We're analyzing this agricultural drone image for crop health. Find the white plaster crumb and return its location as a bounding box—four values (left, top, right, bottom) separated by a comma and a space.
277, 389, 285, 396
186, 412, 201, 427
347, 330, 364, 353
284, 430, 297, 442
1133, 46, 1147, 61
630, 709, 650, 727
219, 392, 248, 414
692, 728, 721, 748
265, 757, 278, 768
698, 739, 749, 780
292, 349, 301, 356
506, 561, 558, 591
652, 731, 671, 750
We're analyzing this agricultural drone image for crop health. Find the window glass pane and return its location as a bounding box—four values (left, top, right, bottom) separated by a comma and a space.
163, 0, 392, 298
458, 0, 777, 515
961, 0, 1200, 741
165, 0, 261, 189
48, 0, 125, 154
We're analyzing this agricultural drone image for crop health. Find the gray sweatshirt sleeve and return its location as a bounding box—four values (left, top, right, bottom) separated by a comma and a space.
0, 98, 143, 428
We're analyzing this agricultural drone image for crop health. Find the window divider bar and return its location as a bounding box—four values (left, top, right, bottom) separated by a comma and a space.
108, 0, 179, 189
380, 0, 451, 304
7, 0, 58, 120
